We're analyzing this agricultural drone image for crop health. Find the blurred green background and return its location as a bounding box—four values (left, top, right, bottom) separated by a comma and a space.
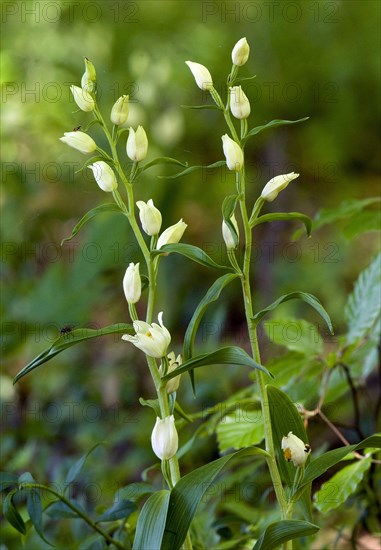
1, 0, 380, 545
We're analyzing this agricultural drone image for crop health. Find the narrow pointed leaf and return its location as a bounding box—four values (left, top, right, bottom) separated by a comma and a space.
159, 160, 226, 179
140, 157, 188, 172
252, 292, 333, 334
181, 104, 221, 110
252, 519, 319, 550
152, 243, 231, 271
162, 447, 269, 550
162, 346, 271, 382
3, 491, 26, 535
243, 117, 309, 143
13, 324, 133, 383
61, 203, 122, 245
65, 443, 104, 488
133, 490, 170, 550
250, 212, 312, 236
96, 499, 136, 523
46, 500, 84, 519
27, 489, 54, 546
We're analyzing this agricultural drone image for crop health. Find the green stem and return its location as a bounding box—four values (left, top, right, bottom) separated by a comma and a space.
20, 483, 125, 550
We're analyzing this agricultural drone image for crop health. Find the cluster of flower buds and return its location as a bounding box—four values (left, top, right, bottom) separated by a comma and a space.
281, 432, 311, 467
151, 415, 178, 460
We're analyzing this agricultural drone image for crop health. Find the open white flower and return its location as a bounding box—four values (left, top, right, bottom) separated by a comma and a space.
281, 431, 311, 467
122, 312, 171, 358
261, 172, 299, 202
151, 415, 178, 460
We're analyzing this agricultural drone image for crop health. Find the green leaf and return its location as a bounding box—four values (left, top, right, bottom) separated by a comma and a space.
139, 397, 161, 416
264, 317, 323, 355
252, 292, 333, 334
343, 209, 381, 240
61, 203, 122, 245
65, 442, 103, 488
0, 472, 18, 491
140, 157, 188, 172
222, 195, 240, 247
13, 323, 133, 383
293, 435, 381, 501
45, 500, 83, 519
133, 490, 170, 550
345, 252, 381, 342
162, 346, 271, 382
3, 491, 26, 535
314, 456, 372, 513
96, 499, 136, 523
181, 104, 221, 110
184, 274, 240, 360
162, 447, 269, 550
152, 243, 231, 271
116, 482, 155, 503
252, 519, 319, 550
243, 117, 309, 143
159, 160, 226, 179
27, 489, 54, 546
217, 403, 264, 452
313, 197, 381, 231
250, 212, 312, 237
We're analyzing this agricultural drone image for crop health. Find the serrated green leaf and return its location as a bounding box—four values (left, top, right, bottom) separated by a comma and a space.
133, 490, 170, 550
3, 491, 26, 535
13, 323, 133, 383
162, 346, 271, 382
264, 317, 323, 355
61, 203, 122, 245
96, 499, 136, 523
217, 404, 264, 452
345, 252, 381, 342
253, 292, 333, 335
314, 456, 372, 513
162, 447, 269, 550
252, 519, 319, 550
152, 243, 231, 271
27, 489, 54, 546
159, 160, 226, 179
250, 212, 312, 236
0, 472, 18, 491
65, 442, 103, 488
243, 117, 309, 144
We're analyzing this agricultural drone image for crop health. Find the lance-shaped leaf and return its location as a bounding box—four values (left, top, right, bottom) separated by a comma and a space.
139, 157, 188, 173
159, 160, 226, 179
3, 490, 26, 535
61, 203, 122, 245
252, 292, 333, 334
152, 243, 232, 271
96, 499, 136, 523
161, 447, 269, 550
252, 519, 319, 550
65, 442, 104, 488
162, 346, 271, 382
243, 117, 309, 144
13, 324, 134, 383
181, 104, 221, 110
27, 489, 54, 546
133, 490, 170, 550
250, 212, 312, 237
222, 194, 240, 248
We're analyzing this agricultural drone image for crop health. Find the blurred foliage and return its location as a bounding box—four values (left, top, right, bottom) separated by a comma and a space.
1, 0, 380, 548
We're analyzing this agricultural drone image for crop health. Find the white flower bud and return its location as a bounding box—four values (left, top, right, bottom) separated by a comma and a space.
81, 57, 96, 92
222, 214, 239, 250
229, 86, 251, 119
281, 431, 311, 467
160, 351, 182, 394
157, 220, 187, 249
123, 262, 141, 304
232, 37, 250, 66
111, 95, 129, 126
261, 172, 299, 202
126, 126, 148, 162
151, 415, 178, 461
185, 61, 213, 91
70, 85, 95, 112
122, 312, 171, 358
136, 199, 162, 236
89, 161, 118, 192
59, 131, 97, 154
221, 134, 244, 171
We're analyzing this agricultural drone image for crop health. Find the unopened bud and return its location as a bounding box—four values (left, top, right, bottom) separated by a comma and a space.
111, 95, 129, 126
185, 61, 213, 91
123, 262, 141, 304
126, 126, 148, 162
89, 161, 118, 192
81, 57, 96, 92
70, 85, 95, 112
232, 37, 250, 67
229, 86, 250, 119
221, 134, 244, 171
261, 172, 299, 202
59, 131, 97, 154
151, 415, 178, 460
222, 214, 239, 250
136, 199, 162, 236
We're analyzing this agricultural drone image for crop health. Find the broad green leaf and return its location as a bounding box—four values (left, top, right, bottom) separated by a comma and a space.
264, 317, 323, 355
343, 209, 381, 240
61, 203, 122, 245
313, 197, 381, 230
27, 489, 54, 546
0, 472, 18, 491
293, 435, 381, 501
253, 292, 333, 335
250, 212, 312, 237
345, 252, 381, 342
217, 404, 264, 452
314, 456, 372, 513
222, 195, 240, 248
133, 490, 170, 550
243, 117, 309, 143
152, 243, 231, 271
162, 447, 269, 550
159, 160, 226, 179
96, 499, 136, 523
3, 491, 26, 535
184, 273, 240, 360
13, 323, 133, 383
252, 519, 319, 550
162, 346, 271, 382
65, 442, 103, 488
140, 157, 187, 172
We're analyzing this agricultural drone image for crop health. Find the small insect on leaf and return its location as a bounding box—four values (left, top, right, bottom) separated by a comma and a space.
60, 325, 74, 337
73, 126, 82, 131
